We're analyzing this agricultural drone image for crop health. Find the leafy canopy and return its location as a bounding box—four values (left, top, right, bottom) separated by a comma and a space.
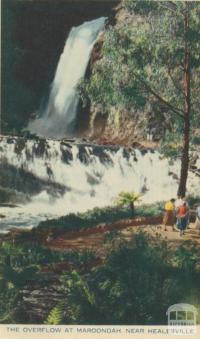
115, 191, 142, 206
81, 1, 200, 131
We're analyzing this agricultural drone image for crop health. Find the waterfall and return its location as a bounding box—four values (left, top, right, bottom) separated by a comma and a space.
1, 137, 199, 232
28, 17, 106, 138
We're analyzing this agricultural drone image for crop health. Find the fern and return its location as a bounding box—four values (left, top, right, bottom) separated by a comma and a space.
115, 191, 142, 206
45, 301, 66, 325
71, 271, 96, 306
115, 191, 142, 217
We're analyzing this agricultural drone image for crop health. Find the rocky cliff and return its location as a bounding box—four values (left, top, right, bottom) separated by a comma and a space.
82, 3, 172, 146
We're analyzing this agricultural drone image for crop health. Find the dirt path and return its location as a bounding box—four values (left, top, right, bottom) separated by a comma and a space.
46, 220, 200, 255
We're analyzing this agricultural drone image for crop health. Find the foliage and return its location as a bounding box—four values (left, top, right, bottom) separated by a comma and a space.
0, 242, 97, 269
0, 242, 39, 288
47, 233, 200, 325
45, 301, 67, 325
187, 195, 200, 208
0, 240, 98, 323
115, 191, 142, 216
160, 129, 200, 159
38, 201, 163, 233
48, 270, 100, 324
103, 229, 122, 244
80, 0, 200, 196
136, 202, 164, 221
82, 1, 200, 117
115, 191, 142, 206
174, 241, 200, 272
0, 242, 39, 323
0, 287, 18, 323
191, 135, 200, 145
159, 131, 182, 159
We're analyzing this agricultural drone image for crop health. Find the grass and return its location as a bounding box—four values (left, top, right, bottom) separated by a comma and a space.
38, 202, 164, 235
37, 195, 200, 236
1, 242, 97, 269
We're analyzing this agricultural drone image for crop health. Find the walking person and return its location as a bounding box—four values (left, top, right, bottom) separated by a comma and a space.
176, 202, 189, 236
175, 195, 190, 230
163, 198, 175, 231
175, 195, 183, 230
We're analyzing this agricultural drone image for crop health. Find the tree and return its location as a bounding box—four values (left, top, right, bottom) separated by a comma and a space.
83, 0, 200, 196
115, 191, 142, 217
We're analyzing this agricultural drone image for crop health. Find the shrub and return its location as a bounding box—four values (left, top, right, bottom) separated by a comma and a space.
191, 135, 200, 145
38, 202, 163, 234
49, 233, 200, 325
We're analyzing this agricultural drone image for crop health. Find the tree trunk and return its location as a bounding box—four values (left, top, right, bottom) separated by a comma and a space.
178, 4, 191, 197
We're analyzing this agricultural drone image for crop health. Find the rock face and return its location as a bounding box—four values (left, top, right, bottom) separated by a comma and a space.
89, 106, 146, 146
14, 273, 64, 324
82, 4, 177, 146
81, 5, 150, 145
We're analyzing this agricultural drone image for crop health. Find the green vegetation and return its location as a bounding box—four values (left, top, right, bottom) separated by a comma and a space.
38, 202, 163, 234
187, 195, 200, 207
1, 0, 200, 326
191, 135, 200, 146
0, 242, 39, 323
38, 195, 200, 234
1, 196, 200, 324
46, 233, 200, 325
81, 0, 200, 196
160, 131, 182, 160
0, 242, 97, 271
115, 191, 142, 217
45, 301, 67, 325
0, 241, 97, 323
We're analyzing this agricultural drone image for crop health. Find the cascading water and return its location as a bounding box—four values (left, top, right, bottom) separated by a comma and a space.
0, 137, 200, 232
28, 17, 106, 138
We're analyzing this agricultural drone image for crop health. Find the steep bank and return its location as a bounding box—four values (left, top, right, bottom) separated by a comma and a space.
82, 2, 200, 148
82, 4, 164, 145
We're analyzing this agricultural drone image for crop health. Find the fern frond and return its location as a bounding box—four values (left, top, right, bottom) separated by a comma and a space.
45, 301, 66, 325
115, 191, 142, 206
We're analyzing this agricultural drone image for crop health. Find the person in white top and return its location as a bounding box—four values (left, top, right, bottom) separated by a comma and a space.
175, 195, 184, 210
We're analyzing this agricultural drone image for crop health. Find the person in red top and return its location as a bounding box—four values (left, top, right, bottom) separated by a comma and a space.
177, 202, 189, 236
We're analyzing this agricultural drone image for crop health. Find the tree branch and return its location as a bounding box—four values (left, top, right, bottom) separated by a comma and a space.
167, 69, 185, 98
158, 3, 178, 15
133, 71, 185, 119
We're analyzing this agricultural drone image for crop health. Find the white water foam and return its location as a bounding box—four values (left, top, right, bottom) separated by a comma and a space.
28, 17, 106, 138
0, 138, 199, 232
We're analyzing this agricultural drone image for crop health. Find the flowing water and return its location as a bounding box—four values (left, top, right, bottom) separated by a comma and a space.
0, 137, 199, 232
28, 17, 106, 138
1, 18, 200, 232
